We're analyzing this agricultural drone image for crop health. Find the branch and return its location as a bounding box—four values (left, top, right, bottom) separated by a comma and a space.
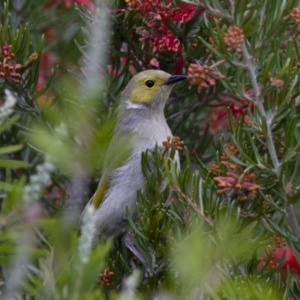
172, 185, 214, 227
241, 43, 300, 239
241, 43, 280, 177
206, 6, 233, 21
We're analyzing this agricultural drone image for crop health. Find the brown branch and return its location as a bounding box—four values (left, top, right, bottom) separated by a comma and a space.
172, 185, 213, 227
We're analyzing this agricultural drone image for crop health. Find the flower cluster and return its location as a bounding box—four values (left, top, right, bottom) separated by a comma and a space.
203, 92, 251, 134
79, 204, 96, 264
139, 27, 181, 53
0, 90, 17, 119
173, 2, 203, 22
37, 52, 59, 104
290, 7, 300, 26
125, 1, 202, 53
270, 78, 284, 88
270, 235, 287, 249
213, 144, 260, 201
152, 27, 180, 53
162, 136, 184, 151
23, 156, 55, 203
243, 115, 254, 127
203, 103, 229, 134
0, 45, 22, 84
187, 63, 225, 89
224, 26, 244, 52
285, 182, 293, 197
222, 143, 238, 158
125, 0, 200, 24
97, 268, 114, 287
260, 243, 300, 276
214, 170, 259, 201
161, 135, 184, 159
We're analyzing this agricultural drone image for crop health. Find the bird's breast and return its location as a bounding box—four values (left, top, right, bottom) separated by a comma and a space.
135, 116, 172, 150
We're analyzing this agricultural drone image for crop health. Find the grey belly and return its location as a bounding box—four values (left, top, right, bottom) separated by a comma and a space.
93, 153, 145, 239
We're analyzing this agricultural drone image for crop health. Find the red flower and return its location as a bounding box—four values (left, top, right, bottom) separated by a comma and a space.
125, 0, 202, 25
0, 45, 22, 84
203, 92, 252, 134
172, 2, 202, 23
214, 171, 259, 201
36, 52, 58, 104
3, 45, 12, 56
37, 52, 59, 91
229, 100, 248, 117
140, 27, 180, 53
203, 103, 228, 134
260, 245, 300, 275
154, 29, 180, 53
173, 57, 185, 75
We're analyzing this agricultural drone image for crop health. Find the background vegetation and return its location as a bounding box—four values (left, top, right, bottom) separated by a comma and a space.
1, 0, 300, 299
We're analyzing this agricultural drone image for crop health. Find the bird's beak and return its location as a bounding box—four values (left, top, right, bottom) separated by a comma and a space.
164, 75, 187, 85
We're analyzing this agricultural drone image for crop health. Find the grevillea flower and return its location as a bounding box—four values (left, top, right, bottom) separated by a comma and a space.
0, 45, 25, 85
37, 52, 58, 104
37, 52, 59, 91
154, 29, 180, 52
97, 268, 115, 287
260, 245, 300, 276
203, 91, 253, 135
224, 26, 245, 52
124, 1, 204, 54
212, 144, 260, 201
125, 0, 202, 24
290, 7, 300, 26
172, 2, 203, 22
140, 27, 181, 53
173, 57, 185, 75
187, 63, 225, 89
203, 104, 229, 134
214, 172, 260, 201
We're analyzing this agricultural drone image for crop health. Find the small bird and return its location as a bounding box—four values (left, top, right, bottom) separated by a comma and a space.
84, 70, 186, 259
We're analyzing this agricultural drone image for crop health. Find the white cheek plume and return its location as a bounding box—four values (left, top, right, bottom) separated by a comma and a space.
125, 100, 146, 110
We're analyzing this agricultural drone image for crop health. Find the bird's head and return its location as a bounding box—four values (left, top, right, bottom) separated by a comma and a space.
121, 70, 186, 110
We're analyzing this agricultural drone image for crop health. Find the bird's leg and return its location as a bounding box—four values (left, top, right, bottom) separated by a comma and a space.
123, 232, 153, 274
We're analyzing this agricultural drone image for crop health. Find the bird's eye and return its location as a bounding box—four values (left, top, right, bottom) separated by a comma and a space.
145, 80, 155, 88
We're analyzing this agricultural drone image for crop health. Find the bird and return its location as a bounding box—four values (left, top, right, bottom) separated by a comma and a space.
83, 69, 186, 266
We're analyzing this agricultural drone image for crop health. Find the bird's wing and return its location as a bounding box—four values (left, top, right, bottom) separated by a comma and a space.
91, 131, 136, 208
92, 175, 110, 208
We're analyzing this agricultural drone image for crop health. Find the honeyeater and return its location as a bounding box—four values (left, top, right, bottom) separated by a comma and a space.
83, 69, 186, 247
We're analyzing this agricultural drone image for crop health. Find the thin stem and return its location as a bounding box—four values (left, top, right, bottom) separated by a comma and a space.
206, 6, 233, 21
228, 0, 235, 16
241, 42, 300, 239
172, 185, 214, 227
231, 60, 247, 68
210, 59, 225, 69
241, 43, 280, 176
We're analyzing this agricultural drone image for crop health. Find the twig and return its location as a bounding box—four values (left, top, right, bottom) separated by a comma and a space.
231, 60, 247, 68
241, 42, 300, 239
166, 102, 202, 120
206, 5, 233, 21
228, 0, 235, 16
210, 59, 225, 69
241, 43, 280, 176
172, 185, 213, 227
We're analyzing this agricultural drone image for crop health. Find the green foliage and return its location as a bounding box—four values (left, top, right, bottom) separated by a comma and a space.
2, 0, 300, 299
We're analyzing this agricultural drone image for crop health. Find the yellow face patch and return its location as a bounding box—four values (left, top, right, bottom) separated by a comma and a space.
129, 72, 170, 104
